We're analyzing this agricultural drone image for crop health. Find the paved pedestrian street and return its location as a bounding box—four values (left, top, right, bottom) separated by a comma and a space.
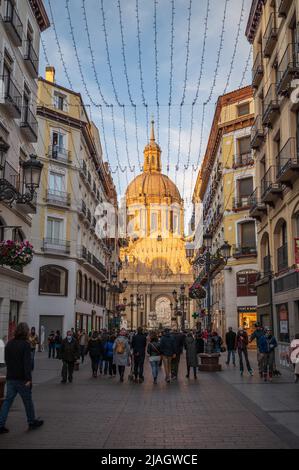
0, 352, 299, 449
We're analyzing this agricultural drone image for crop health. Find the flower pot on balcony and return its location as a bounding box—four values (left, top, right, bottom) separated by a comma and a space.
198, 353, 222, 372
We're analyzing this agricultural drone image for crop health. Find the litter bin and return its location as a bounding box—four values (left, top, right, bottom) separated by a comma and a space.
0, 339, 5, 410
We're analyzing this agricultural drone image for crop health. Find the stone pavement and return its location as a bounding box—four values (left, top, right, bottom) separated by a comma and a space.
0, 350, 299, 449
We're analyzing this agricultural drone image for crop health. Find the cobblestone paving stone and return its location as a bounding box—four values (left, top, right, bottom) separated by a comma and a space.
0, 352, 299, 449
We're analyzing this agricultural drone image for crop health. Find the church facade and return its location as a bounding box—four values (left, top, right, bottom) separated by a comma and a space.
119, 122, 194, 330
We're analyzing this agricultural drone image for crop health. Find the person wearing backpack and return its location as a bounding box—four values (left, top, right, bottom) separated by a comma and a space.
104, 335, 117, 377
113, 329, 131, 382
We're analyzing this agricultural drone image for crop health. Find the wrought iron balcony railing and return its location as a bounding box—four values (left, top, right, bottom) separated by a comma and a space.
42, 238, 71, 254
262, 84, 280, 127
263, 12, 278, 58
23, 40, 39, 78
2, 0, 23, 46
46, 190, 71, 207
0, 74, 22, 118
277, 243, 288, 272
277, 44, 299, 95
233, 245, 257, 258
251, 115, 265, 149
48, 145, 71, 163
233, 153, 254, 168
252, 52, 264, 89
261, 166, 283, 204
20, 106, 38, 142
276, 137, 299, 184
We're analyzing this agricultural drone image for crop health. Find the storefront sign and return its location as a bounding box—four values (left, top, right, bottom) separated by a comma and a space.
237, 306, 256, 314
295, 238, 299, 272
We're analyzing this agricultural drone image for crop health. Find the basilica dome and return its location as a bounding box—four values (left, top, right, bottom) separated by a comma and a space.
126, 120, 182, 205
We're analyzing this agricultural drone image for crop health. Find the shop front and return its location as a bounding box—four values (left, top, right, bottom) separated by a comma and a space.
238, 306, 257, 348
76, 313, 92, 333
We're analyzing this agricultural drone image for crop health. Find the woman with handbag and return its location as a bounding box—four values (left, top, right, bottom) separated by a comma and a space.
147, 333, 161, 384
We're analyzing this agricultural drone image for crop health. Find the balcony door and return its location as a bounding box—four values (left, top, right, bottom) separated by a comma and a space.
238, 177, 253, 205
237, 136, 251, 163
52, 131, 65, 157
49, 172, 64, 193
238, 221, 256, 250
47, 217, 63, 244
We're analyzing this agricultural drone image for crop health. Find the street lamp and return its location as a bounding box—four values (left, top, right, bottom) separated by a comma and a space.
195, 233, 231, 354
172, 285, 189, 331
0, 153, 43, 204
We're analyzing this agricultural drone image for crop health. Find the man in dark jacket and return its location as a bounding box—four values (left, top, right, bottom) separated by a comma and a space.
159, 329, 176, 383
249, 322, 265, 377
225, 327, 236, 366
0, 323, 43, 434
171, 330, 185, 380
60, 331, 80, 383
132, 327, 147, 383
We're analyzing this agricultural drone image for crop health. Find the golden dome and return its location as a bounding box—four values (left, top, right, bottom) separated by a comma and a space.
126, 119, 182, 205
126, 172, 182, 204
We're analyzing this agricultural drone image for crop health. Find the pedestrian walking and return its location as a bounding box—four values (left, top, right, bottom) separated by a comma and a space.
86, 331, 104, 378
113, 329, 131, 382
235, 328, 253, 376
99, 329, 109, 374
259, 328, 278, 382
28, 327, 39, 371
211, 331, 223, 353
195, 331, 204, 366
0, 323, 43, 434
54, 330, 62, 359
132, 327, 147, 383
104, 335, 117, 377
159, 328, 176, 383
225, 327, 236, 366
184, 332, 198, 379
289, 334, 299, 383
171, 330, 185, 380
147, 333, 161, 384
78, 329, 88, 363
48, 330, 55, 358
60, 331, 80, 384
249, 322, 265, 377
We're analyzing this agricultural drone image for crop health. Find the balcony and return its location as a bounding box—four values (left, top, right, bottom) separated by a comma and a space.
87, 209, 92, 224
23, 41, 39, 78
276, 44, 299, 96
78, 200, 87, 219
42, 238, 71, 254
263, 255, 271, 275
251, 115, 265, 149
80, 161, 87, 178
261, 166, 283, 206
233, 245, 257, 258
277, 243, 288, 272
3, 161, 19, 191
0, 74, 22, 118
2, 0, 23, 46
249, 188, 267, 220
20, 106, 38, 142
48, 145, 72, 163
262, 84, 280, 128
233, 153, 254, 168
276, 138, 299, 186
278, 0, 293, 18
252, 52, 264, 89
233, 196, 253, 211
263, 13, 278, 58
46, 190, 71, 207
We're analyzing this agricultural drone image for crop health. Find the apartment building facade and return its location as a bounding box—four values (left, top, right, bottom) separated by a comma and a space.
0, 0, 49, 340
27, 68, 118, 347
193, 87, 258, 340
246, 0, 299, 363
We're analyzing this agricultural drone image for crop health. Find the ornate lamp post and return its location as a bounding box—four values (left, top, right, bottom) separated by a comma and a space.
172, 285, 189, 331
107, 274, 128, 332
0, 153, 43, 204
194, 233, 231, 369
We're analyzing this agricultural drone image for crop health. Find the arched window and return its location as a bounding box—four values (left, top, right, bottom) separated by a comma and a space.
274, 218, 288, 272
84, 274, 88, 300
39, 265, 68, 296
77, 271, 82, 298
88, 278, 92, 303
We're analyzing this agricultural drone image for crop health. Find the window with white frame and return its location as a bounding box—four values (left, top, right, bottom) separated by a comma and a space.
47, 217, 63, 242
54, 91, 67, 111
49, 172, 64, 194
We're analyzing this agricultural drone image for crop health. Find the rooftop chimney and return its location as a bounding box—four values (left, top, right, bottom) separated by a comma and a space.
45, 66, 55, 83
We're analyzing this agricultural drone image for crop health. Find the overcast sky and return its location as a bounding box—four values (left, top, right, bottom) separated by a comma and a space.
40, 0, 252, 222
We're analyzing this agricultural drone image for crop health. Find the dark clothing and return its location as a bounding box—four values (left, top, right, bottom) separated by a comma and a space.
259, 335, 278, 354
250, 329, 264, 349
159, 333, 176, 357
61, 338, 79, 363
104, 357, 116, 376
0, 380, 35, 427
5, 339, 32, 383
195, 337, 205, 354
211, 335, 222, 353
80, 345, 85, 363
132, 333, 147, 354
225, 331, 236, 350
86, 338, 104, 358
171, 354, 181, 379
238, 349, 252, 372
185, 336, 198, 368
235, 332, 249, 350
147, 341, 161, 357
134, 353, 145, 380
61, 361, 75, 382
172, 332, 185, 355
48, 343, 55, 358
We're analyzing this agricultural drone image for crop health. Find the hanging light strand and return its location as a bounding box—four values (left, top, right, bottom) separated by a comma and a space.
122, 106, 135, 173
47, 0, 73, 90
153, 0, 160, 142
81, 0, 109, 106
223, 0, 245, 94
193, 0, 210, 105
135, 0, 149, 142
239, 48, 252, 89
111, 106, 126, 173
167, 0, 175, 174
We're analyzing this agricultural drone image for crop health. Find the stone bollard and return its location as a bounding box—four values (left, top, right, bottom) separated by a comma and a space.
0, 376, 6, 410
